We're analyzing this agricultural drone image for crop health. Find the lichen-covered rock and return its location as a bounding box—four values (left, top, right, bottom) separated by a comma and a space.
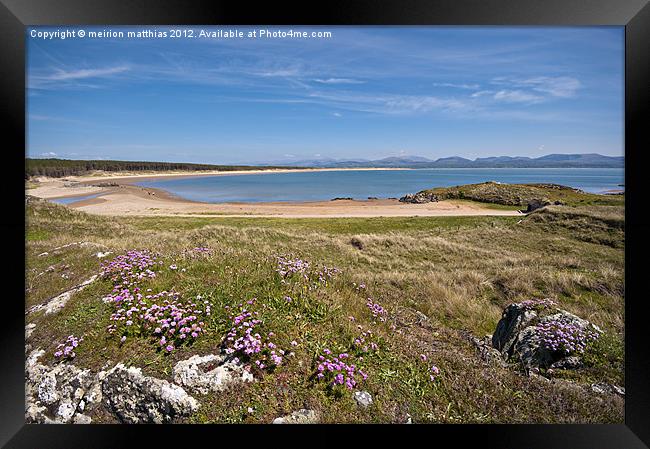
591, 382, 625, 396
353, 391, 373, 408
469, 334, 507, 367
492, 302, 601, 371
25, 323, 36, 339
399, 192, 439, 204
102, 364, 199, 423
25, 349, 98, 424
27, 275, 98, 316
172, 354, 253, 395
272, 409, 318, 424
526, 199, 551, 213
549, 355, 583, 370
492, 303, 538, 356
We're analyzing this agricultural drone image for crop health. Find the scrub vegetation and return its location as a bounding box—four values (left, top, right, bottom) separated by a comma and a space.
25, 191, 624, 423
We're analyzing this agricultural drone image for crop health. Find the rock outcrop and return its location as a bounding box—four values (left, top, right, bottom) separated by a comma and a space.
25, 349, 104, 424
591, 382, 625, 396
272, 409, 319, 424
102, 364, 199, 424
172, 354, 253, 395
26, 274, 98, 316
399, 192, 439, 204
353, 391, 373, 408
525, 199, 551, 213
492, 301, 602, 370
26, 350, 199, 424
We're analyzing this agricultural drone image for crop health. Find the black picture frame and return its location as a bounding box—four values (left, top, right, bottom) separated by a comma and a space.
2, 0, 648, 447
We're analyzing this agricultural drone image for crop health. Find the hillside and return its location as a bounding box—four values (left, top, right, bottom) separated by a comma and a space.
25, 195, 624, 424
417, 182, 624, 208
275, 153, 624, 169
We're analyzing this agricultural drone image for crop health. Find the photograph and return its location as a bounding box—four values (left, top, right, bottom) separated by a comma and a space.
23, 24, 627, 425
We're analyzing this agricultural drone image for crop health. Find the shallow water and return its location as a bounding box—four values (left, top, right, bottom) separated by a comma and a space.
50, 192, 103, 205
134, 168, 624, 204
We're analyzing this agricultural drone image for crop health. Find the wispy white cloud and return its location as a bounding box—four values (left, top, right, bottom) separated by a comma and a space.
491, 76, 582, 98
332, 112, 342, 117
46, 66, 129, 81
519, 76, 582, 98
493, 90, 544, 103
29, 65, 130, 89
432, 82, 479, 90
314, 78, 365, 85
303, 91, 471, 115
256, 68, 301, 77
470, 90, 493, 98
40, 151, 57, 157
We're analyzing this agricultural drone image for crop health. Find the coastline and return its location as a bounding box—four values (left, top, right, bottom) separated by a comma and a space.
26, 169, 524, 218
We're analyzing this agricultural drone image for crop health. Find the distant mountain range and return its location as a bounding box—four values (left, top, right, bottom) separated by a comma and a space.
268, 153, 624, 169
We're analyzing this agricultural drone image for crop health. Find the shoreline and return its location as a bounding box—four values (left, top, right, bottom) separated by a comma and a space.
75, 167, 410, 185
26, 167, 618, 218
26, 170, 524, 218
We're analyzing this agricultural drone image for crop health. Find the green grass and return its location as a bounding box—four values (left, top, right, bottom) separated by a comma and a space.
25, 197, 624, 423
422, 182, 624, 208
128, 214, 520, 234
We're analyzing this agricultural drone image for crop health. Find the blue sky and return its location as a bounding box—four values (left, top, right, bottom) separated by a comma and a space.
26, 26, 624, 164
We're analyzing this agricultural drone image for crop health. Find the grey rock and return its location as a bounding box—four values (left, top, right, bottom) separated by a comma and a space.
399, 192, 439, 204
550, 356, 583, 370
25, 349, 97, 424
526, 199, 551, 213
73, 413, 93, 424
591, 382, 625, 396
37, 371, 59, 405
492, 303, 538, 357
172, 354, 253, 395
492, 302, 601, 370
25, 323, 36, 339
353, 391, 373, 408
27, 275, 98, 316
272, 409, 318, 424
102, 364, 199, 424
470, 335, 507, 367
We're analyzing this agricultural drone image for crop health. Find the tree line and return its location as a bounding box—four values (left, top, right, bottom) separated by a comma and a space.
25, 158, 299, 178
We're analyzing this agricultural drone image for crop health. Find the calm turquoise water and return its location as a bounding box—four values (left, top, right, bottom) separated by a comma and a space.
135, 168, 625, 203
50, 192, 103, 204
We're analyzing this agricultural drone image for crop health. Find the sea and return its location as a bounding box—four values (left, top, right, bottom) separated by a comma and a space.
132, 168, 625, 203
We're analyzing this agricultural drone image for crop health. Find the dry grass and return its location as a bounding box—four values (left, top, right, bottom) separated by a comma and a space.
25, 197, 624, 423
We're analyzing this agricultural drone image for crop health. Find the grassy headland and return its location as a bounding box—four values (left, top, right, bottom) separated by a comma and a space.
25, 184, 624, 423
420, 182, 624, 208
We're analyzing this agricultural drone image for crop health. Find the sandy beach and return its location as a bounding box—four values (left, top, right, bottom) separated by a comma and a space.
26, 169, 523, 218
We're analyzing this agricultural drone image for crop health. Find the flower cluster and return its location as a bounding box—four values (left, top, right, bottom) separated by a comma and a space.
100, 250, 159, 287
537, 317, 600, 355
276, 256, 311, 279
420, 354, 440, 381
54, 335, 83, 360
182, 246, 214, 260
366, 298, 387, 322
520, 298, 556, 311
315, 348, 367, 390
353, 327, 379, 353
223, 300, 291, 371
106, 290, 209, 351
102, 251, 209, 352
429, 365, 440, 381
315, 265, 341, 284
